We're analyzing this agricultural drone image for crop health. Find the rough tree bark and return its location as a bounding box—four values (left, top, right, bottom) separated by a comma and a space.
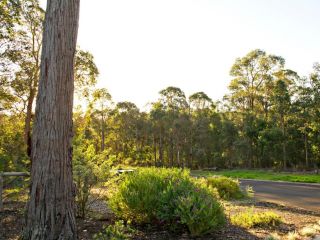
23, 0, 80, 239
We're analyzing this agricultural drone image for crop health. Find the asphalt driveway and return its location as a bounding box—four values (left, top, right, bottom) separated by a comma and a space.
240, 179, 320, 212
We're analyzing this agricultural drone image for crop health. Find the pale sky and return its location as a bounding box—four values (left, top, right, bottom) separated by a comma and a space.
40, 0, 320, 109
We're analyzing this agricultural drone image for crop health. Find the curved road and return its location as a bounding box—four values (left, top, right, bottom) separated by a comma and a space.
240, 179, 320, 212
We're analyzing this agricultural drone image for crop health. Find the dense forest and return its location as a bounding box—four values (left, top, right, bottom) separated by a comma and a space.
1, 0, 320, 176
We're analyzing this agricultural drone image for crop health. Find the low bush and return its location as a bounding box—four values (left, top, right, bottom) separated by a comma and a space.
176, 180, 226, 236
73, 135, 112, 218
109, 167, 225, 236
93, 220, 135, 240
231, 209, 282, 228
206, 176, 244, 199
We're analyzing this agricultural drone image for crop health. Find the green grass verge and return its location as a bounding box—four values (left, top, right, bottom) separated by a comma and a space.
191, 170, 320, 183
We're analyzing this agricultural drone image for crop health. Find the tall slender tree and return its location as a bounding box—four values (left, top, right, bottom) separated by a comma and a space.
23, 0, 80, 239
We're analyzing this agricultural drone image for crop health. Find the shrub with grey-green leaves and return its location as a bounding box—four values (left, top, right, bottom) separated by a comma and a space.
109, 168, 225, 236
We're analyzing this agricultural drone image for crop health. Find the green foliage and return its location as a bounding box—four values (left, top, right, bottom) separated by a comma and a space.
0, 115, 29, 172
93, 220, 135, 240
109, 168, 225, 236
109, 167, 188, 222
73, 110, 112, 218
74, 49, 99, 98
231, 209, 282, 228
206, 176, 244, 199
176, 179, 226, 236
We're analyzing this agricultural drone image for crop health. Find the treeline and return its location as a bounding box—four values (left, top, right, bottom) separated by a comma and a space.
71, 53, 320, 170
1, 1, 319, 173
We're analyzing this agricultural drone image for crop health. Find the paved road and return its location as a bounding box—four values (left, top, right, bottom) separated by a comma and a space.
240, 179, 320, 212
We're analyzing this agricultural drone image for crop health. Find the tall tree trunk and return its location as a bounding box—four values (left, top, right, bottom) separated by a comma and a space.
304, 133, 309, 169
170, 137, 174, 167
248, 138, 253, 168
159, 130, 163, 166
177, 147, 180, 167
281, 115, 287, 169
153, 135, 157, 166
24, 88, 35, 158
101, 113, 105, 151
23, 0, 80, 239
24, 20, 41, 159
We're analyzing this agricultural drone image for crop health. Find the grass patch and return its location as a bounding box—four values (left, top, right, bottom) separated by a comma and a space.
192, 169, 320, 183
231, 209, 282, 229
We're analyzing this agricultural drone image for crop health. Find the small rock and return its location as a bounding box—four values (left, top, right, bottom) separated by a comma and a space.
313, 235, 320, 240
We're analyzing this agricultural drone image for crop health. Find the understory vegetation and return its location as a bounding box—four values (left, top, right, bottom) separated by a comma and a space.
231, 209, 282, 228
93, 220, 136, 240
206, 176, 245, 199
108, 168, 226, 236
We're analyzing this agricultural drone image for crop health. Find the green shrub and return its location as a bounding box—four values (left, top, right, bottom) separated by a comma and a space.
93, 220, 135, 240
109, 167, 225, 236
176, 180, 226, 236
73, 135, 112, 218
109, 167, 186, 222
231, 209, 282, 228
206, 176, 244, 200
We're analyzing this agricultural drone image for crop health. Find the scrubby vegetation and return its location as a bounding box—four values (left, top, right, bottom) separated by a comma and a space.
93, 220, 135, 240
206, 176, 244, 199
231, 209, 282, 228
109, 168, 225, 236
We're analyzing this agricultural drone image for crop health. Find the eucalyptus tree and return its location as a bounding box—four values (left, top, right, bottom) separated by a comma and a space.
188, 92, 214, 167
189, 91, 213, 111
74, 49, 99, 98
293, 63, 320, 168
271, 79, 291, 168
23, 0, 80, 238
159, 86, 188, 111
309, 63, 320, 167
159, 87, 188, 166
92, 88, 112, 151
10, 0, 44, 156
227, 49, 285, 167
229, 49, 285, 114
109, 101, 140, 163
0, 0, 21, 110
150, 101, 166, 166
294, 76, 314, 168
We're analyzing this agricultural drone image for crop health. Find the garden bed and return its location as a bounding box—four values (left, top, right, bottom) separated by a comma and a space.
1, 198, 319, 240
